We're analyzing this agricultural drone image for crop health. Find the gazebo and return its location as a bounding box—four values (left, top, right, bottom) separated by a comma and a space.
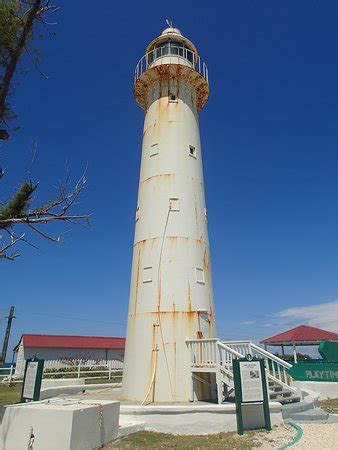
261, 324, 338, 363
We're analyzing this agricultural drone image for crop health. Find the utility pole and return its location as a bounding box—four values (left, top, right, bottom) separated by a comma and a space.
0, 306, 15, 367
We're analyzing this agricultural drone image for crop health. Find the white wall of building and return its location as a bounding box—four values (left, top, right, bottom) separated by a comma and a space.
14, 339, 124, 376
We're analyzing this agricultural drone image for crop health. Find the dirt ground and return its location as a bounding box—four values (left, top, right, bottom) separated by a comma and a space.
293, 423, 338, 449
105, 425, 296, 449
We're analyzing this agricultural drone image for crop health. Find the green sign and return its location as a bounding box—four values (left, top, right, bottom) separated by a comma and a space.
318, 341, 338, 363
288, 362, 338, 382
233, 357, 271, 435
20, 357, 44, 402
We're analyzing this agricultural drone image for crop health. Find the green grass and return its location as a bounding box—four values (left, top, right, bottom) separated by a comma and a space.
85, 376, 122, 385
319, 398, 338, 413
0, 383, 22, 406
105, 430, 260, 449
0, 376, 121, 406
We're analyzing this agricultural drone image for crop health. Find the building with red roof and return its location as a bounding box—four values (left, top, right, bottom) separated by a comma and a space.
261, 324, 338, 362
14, 334, 125, 376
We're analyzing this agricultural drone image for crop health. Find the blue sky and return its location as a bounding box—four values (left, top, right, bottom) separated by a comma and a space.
1, 1, 337, 359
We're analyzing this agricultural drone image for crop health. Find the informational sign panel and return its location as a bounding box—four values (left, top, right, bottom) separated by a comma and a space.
233, 356, 271, 435
20, 357, 44, 403
22, 361, 38, 399
239, 360, 264, 402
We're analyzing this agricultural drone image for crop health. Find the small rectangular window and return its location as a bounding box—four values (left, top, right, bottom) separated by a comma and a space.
169, 94, 178, 103
189, 145, 196, 158
143, 266, 152, 283
169, 197, 180, 211
204, 207, 208, 223
195, 267, 205, 284
150, 143, 159, 157
135, 206, 140, 222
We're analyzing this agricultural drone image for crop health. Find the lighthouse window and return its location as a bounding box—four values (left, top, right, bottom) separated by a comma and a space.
143, 266, 153, 283
169, 197, 180, 211
153, 40, 194, 65
135, 206, 140, 222
149, 143, 159, 157
195, 267, 205, 284
169, 94, 177, 103
189, 145, 196, 158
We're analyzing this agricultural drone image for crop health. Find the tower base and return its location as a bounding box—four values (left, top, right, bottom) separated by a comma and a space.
120, 401, 283, 435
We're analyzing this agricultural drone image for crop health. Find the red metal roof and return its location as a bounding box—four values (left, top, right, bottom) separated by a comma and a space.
15, 334, 125, 351
261, 325, 338, 344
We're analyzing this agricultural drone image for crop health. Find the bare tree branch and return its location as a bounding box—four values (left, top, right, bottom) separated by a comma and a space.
0, 172, 90, 260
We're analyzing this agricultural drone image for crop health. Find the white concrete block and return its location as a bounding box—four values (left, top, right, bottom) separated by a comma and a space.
39, 383, 120, 400
41, 378, 85, 389
0, 398, 120, 450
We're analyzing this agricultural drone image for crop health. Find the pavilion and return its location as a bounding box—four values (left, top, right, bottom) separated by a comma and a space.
261, 324, 338, 363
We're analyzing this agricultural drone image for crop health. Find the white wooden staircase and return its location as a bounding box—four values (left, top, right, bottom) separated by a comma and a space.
186, 339, 300, 405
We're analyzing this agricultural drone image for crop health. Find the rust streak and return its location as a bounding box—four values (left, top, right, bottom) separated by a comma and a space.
134, 237, 159, 248
142, 173, 174, 184
187, 281, 192, 312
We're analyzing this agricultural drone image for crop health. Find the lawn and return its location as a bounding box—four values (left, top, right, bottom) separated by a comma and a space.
320, 398, 338, 413
85, 374, 122, 384
105, 430, 260, 449
0, 383, 22, 406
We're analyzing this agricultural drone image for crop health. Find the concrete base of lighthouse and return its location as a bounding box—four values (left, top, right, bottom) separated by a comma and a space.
120, 401, 283, 435
35, 385, 284, 436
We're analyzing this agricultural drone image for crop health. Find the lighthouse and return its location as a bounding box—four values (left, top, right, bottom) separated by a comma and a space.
122, 25, 216, 403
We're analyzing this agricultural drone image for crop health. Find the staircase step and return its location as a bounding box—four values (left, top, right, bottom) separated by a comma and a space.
272, 386, 283, 393
277, 395, 301, 405
288, 408, 329, 422
282, 399, 316, 418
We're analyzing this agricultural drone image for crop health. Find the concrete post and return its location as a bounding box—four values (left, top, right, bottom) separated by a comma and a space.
8, 364, 13, 384
293, 343, 297, 364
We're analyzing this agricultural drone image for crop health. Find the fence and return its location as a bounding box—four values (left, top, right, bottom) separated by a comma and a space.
1, 359, 123, 384
43, 359, 123, 370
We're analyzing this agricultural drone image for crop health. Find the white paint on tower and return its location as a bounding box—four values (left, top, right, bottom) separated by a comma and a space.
122, 26, 216, 403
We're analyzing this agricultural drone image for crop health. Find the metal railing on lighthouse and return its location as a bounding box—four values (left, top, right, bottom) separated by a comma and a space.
134, 44, 209, 83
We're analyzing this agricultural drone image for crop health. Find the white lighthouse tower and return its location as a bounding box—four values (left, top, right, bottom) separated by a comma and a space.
122, 25, 216, 403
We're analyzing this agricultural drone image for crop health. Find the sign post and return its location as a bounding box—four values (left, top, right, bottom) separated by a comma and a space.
20, 357, 44, 403
233, 355, 271, 435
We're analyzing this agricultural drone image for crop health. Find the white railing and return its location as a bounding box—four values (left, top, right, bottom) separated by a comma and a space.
43, 360, 123, 381
43, 359, 123, 370
1, 360, 123, 384
223, 340, 296, 393
135, 45, 208, 84
187, 338, 297, 396
187, 338, 218, 369
0, 365, 15, 383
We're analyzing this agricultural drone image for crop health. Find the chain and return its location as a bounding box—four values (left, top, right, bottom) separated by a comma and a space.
78, 401, 104, 429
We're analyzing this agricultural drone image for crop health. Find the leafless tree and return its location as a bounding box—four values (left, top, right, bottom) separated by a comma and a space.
0, 171, 90, 260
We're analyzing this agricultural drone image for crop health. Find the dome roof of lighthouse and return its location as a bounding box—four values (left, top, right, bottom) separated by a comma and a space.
146, 27, 198, 55
161, 27, 182, 36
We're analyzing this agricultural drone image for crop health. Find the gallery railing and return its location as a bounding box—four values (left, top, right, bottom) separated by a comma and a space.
135, 44, 208, 83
